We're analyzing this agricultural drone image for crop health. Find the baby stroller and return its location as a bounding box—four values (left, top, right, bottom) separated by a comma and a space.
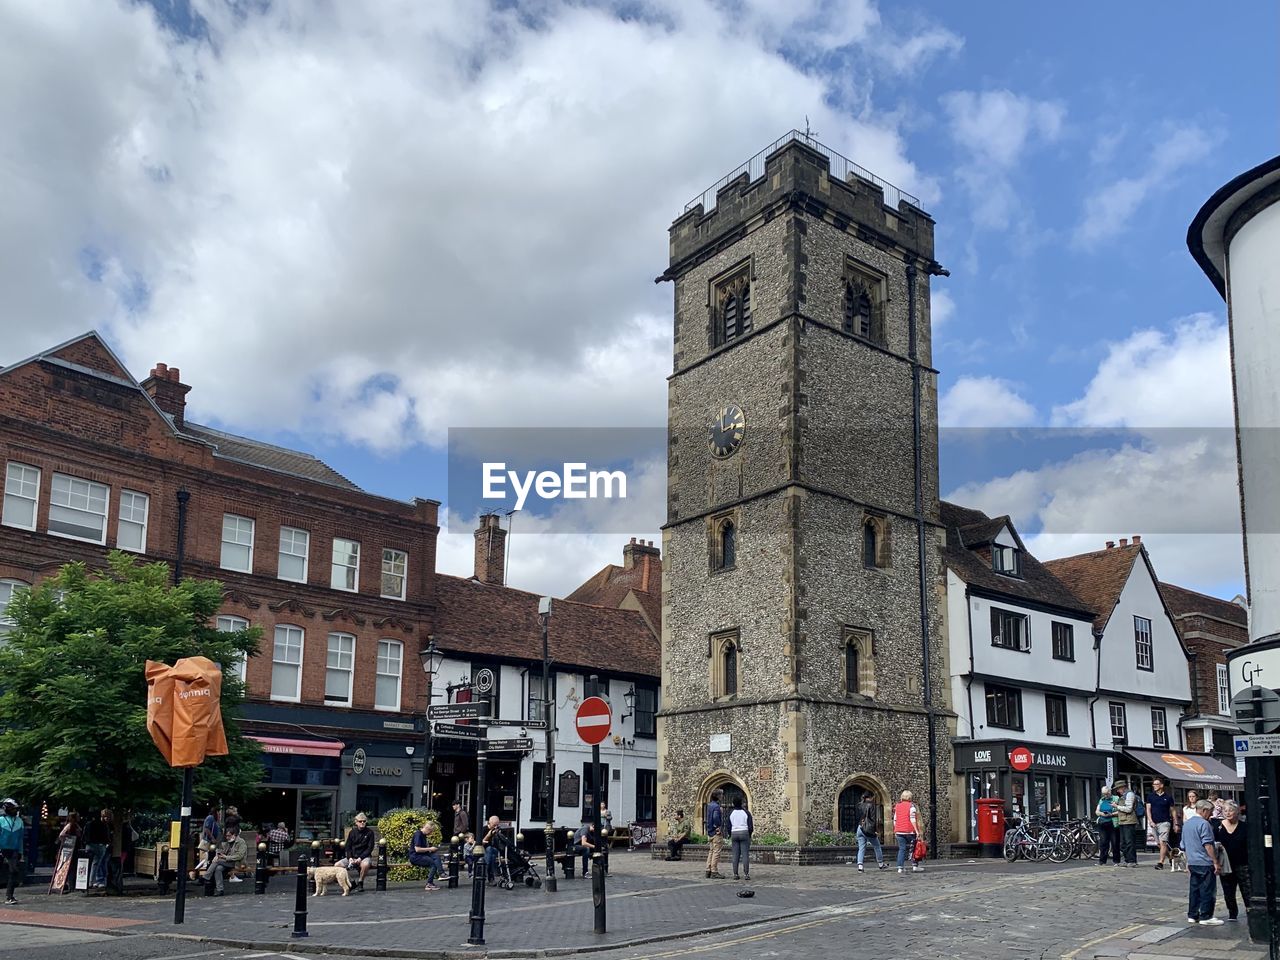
493, 831, 543, 889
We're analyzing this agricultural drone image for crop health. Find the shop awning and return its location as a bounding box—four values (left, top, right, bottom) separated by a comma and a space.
1123, 748, 1242, 788
250, 735, 345, 758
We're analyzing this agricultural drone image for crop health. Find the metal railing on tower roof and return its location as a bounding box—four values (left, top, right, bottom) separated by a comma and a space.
683, 129, 921, 215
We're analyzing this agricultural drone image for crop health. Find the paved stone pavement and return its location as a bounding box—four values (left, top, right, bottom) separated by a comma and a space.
0, 852, 1266, 959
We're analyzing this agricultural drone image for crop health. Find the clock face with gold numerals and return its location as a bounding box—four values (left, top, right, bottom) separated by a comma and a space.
709, 404, 746, 458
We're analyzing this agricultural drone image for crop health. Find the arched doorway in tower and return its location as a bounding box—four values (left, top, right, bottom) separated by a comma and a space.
699, 773, 748, 832
836, 776, 887, 834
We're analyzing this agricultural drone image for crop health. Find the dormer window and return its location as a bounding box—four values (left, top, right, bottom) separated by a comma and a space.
992, 544, 1021, 577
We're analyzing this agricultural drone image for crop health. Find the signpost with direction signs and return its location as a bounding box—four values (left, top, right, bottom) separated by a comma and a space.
487, 738, 534, 752
434, 722, 483, 740
429, 702, 491, 721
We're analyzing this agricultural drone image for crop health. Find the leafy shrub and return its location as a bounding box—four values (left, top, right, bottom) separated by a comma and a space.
376, 807, 442, 882
689, 832, 710, 845
753, 831, 792, 846
807, 829, 838, 847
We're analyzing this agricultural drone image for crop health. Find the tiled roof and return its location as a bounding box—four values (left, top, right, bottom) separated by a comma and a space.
1042, 545, 1143, 631
939, 501, 1094, 618
431, 575, 659, 678
181, 422, 363, 493
566, 544, 663, 635
1159, 581, 1248, 626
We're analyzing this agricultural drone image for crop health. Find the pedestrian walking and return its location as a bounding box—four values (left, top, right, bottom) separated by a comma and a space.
704, 790, 725, 879
85, 808, 113, 889
1094, 786, 1120, 865
1145, 778, 1177, 869
1181, 790, 1200, 827
0, 799, 24, 905
1214, 800, 1249, 922
893, 790, 922, 874
1113, 779, 1139, 866
855, 791, 886, 872
728, 797, 752, 881
1181, 799, 1222, 924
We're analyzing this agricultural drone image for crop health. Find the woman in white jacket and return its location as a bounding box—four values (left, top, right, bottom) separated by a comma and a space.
728, 797, 753, 881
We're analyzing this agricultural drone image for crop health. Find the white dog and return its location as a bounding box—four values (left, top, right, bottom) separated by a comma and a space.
1168, 847, 1187, 873
308, 865, 353, 896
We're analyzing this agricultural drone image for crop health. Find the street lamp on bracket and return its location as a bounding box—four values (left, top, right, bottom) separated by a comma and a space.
420, 637, 445, 811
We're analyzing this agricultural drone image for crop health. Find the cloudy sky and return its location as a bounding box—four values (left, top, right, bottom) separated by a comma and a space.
2, 0, 1273, 598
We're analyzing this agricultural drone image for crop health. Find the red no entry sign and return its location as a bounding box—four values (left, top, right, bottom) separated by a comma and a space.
575, 696, 613, 746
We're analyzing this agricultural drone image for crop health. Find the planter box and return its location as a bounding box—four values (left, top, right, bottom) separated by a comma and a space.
133, 844, 165, 878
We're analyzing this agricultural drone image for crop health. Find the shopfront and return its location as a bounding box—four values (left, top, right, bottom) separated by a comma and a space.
1119, 748, 1243, 805
340, 743, 416, 821
247, 736, 345, 840
954, 740, 1113, 841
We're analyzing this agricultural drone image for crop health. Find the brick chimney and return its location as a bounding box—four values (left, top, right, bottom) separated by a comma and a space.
141, 363, 192, 427
1131, 534, 1141, 545
622, 537, 661, 594
474, 513, 507, 585
1105, 541, 1116, 549
1118, 538, 1128, 548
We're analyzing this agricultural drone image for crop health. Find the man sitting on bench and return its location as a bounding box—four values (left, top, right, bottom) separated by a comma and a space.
665, 809, 690, 861
208, 827, 246, 896
337, 813, 376, 892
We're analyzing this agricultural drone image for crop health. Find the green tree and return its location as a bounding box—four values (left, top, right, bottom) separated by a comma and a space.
0, 552, 264, 836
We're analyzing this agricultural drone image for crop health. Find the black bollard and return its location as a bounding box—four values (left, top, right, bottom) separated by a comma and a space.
448, 835, 460, 890
334, 839, 344, 867
592, 852, 606, 934
375, 839, 387, 892
467, 842, 487, 946
564, 829, 576, 880
292, 854, 309, 938
255, 843, 268, 895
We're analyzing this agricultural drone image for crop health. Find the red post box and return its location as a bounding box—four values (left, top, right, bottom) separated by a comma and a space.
976, 797, 1006, 844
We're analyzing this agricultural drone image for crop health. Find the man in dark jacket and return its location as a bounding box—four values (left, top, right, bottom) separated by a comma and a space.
452, 801, 469, 838
705, 791, 725, 880
341, 813, 376, 891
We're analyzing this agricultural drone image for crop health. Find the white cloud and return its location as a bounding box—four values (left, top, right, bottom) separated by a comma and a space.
1051, 314, 1231, 428
941, 90, 1064, 168
874, 24, 963, 75
939, 376, 1037, 428
0, 0, 940, 451
946, 313, 1243, 596
930, 288, 955, 329
1073, 123, 1213, 248
940, 89, 1065, 229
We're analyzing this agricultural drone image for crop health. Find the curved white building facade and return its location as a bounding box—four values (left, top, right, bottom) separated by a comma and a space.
1189, 155, 1280, 644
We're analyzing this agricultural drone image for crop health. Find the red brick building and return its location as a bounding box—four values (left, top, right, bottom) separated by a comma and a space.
1159, 581, 1248, 765
0, 331, 661, 838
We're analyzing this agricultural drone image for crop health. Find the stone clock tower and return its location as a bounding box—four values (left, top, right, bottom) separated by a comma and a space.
657, 135, 952, 844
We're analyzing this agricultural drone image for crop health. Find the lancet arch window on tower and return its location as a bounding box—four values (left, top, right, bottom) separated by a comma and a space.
842, 261, 886, 345
710, 629, 741, 699
713, 263, 753, 347
710, 511, 738, 573
863, 513, 891, 569
843, 626, 876, 698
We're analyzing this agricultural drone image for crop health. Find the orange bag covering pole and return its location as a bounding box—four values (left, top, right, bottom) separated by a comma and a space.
145, 657, 228, 924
